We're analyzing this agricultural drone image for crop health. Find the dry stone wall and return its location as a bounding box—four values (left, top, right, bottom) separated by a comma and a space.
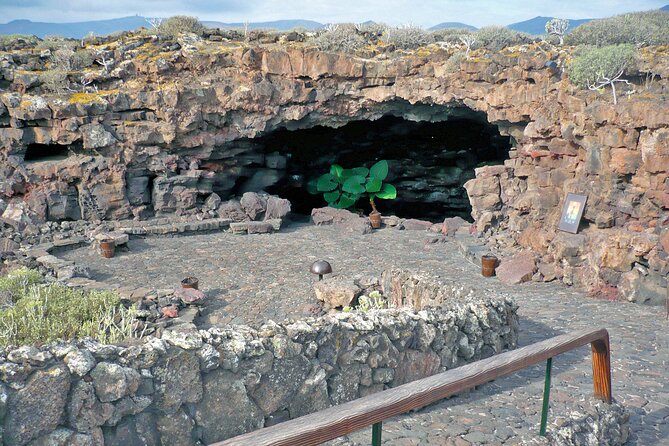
0, 297, 518, 445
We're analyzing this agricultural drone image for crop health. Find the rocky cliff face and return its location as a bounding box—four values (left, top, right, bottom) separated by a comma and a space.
1, 35, 668, 303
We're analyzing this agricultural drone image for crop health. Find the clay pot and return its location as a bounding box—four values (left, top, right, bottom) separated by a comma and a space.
369, 211, 382, 229
99, 239, 115, 259
181, 277, 199, 290
481, 254, 498, 277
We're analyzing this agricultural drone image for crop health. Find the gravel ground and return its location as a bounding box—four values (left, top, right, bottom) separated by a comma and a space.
58, 222, 669, 445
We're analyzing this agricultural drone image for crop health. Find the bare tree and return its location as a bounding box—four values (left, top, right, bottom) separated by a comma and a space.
243, 21, 250, 40
587, 69, 630, 105
545, 18, 569, 45
147, 17, 164, 29
459, 34, 476, 56
94, 49, 114, 73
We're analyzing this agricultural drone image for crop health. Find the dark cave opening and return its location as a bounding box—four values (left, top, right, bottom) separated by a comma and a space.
221, 113, 512, 221
24, 143, 70, 162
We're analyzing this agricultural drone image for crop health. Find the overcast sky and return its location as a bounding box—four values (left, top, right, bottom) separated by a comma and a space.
1, 0, 667, 27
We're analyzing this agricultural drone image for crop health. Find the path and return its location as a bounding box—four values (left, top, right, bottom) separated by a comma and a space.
57, 222, 669, 444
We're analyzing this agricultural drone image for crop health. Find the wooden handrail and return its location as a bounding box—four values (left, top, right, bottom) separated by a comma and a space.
213, 328, 612, 446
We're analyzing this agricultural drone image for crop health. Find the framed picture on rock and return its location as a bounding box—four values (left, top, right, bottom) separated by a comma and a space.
558, 193, 587, 234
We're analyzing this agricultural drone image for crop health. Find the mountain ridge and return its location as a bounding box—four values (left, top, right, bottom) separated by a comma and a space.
2, 6, 668, 38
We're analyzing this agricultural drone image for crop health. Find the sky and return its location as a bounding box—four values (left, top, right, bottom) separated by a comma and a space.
0, 0, 667, 27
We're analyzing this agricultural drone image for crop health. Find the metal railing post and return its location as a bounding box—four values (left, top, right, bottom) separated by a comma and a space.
372, 421, 382, 446
539, 357, 552, 436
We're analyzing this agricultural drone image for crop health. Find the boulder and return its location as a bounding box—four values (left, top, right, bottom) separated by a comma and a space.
441, 216, 467, 236
7, 346, 53, 366
195, 369, 264, 444
94, 231, 129, 246
218, 199, 249, 222
240, 192, 267, 220
155, 409, 195, 446
313, 276, 360, 309
660, 229, 669, 254
4, 364, 71, 446
89, 362, 141, 403
204, 193, 221, 210
0, 237, 19, 255
311, 207, 371, 235
174, 287, 207, 305
67, 380, 113, 433
1, 201, 34, 230
251, 355, 311, 415
247, 221, 275, 234
153, 349, 203, 413
392, 350, 441, 386
264, 195, 291, 220
496, 252, 537, 285
400, 218, 433, 231
80, 123, 117, 149
64, 349, 96, 377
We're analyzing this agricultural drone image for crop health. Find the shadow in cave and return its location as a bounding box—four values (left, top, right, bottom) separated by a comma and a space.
244, 114, 512, 221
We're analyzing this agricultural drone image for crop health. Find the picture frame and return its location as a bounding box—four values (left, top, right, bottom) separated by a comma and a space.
558, 193, 587, 234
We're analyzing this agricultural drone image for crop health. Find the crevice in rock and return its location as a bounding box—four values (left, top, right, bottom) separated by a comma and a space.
23, 142, 71, 163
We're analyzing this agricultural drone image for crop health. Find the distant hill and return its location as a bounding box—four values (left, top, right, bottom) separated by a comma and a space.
429, 22, 477, 31
2, 6, 668, 39
202, 19, 323, 31
0, 16, 149, 38
507, 16, 593, 35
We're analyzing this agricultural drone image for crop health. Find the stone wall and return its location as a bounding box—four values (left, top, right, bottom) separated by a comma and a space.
0, 298, 518, 446
1, 40, 668, 301
526, 399, 630, 446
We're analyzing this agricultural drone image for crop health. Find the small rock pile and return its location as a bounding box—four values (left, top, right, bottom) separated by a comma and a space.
218, 192, 291, 235
311, 207, 469, 236
549, 399, 630, 446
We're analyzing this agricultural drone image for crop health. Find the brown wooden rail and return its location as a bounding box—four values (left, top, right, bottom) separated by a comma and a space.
213, 328, 611, 446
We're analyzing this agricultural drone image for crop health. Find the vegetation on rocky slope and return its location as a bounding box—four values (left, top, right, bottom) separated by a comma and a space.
0, 268, 138, 346
566, 10, 669, 47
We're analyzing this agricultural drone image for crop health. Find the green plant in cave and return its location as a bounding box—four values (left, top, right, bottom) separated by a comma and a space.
309, 159, 397, 212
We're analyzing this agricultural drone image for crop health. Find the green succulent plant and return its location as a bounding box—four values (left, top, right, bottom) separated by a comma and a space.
309, 160, 397, 212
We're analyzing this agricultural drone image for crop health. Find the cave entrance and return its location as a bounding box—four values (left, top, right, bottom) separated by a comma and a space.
228, 111, 512, 221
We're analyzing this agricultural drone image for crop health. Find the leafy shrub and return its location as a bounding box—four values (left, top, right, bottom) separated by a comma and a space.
36, 35, 77, 51
343, 291, 387, 313
0, 268, 44, 308
71, 49, 95, 69
383, 24, 434, 50
566, 10, 669, 46
567, 44, 636, 104
310, 160, 397, 211
39, 69, 68, 93
445, 51, 467, 72
315, 23, 366, 52
431, 28, 474, 44
0, 34, 39, 49
568, 44, 636, 87
473, 26, 533, 50
0, 281, 138, 346
158, 15, 204, 38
